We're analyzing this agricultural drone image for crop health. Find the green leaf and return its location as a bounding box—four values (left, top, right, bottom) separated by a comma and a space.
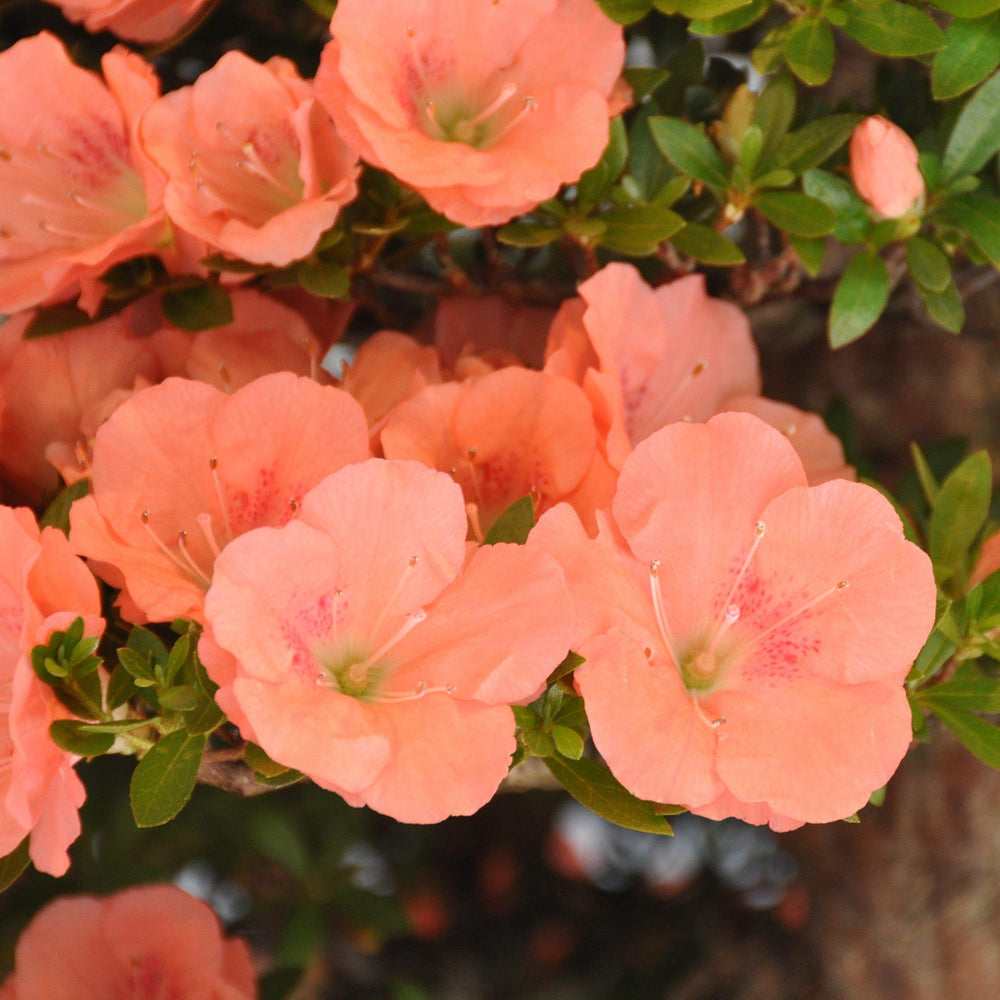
754, 191, 836, 237
23, 304, 96, 339
520, 729, 557, 757
551, 726, 586, 760
544, 756, 675, 835
919, 281, 965, 333
483, 495, 535, 546
690, 0, 768, 34
942, 70, 1000, 180
938, 193, 1000, 263
595, 0, 652, 23
118, 647, 158, 687
785, 17, 835, 86
828, 249, 891, 348
910, 441, 940, 505
932, 12, 1000, 100
297, 261, 350, 299
929, 450, 992, 578
158, 685, 201, 712
548, 651, 585, 686
577, 116, 629, 209
752, 71, 797, 168
669, 223, 745, 264
495, 221, 562, 247
648, 117, 730, 190
790, 236, 826, 277
599, 205, 686, 255
907, 628, 957, 684
245, 741, 296, 778
906, 236, 952, 292
161, 284, 233, 332
39, 478, 90, 537
924, 701, 1000, 769
184, 693, 226, 736
0, 839, 31, 894
840, 0, 945, 56
933, 1, 1000, 15
623, 67, 670, 103
753, 22, 795, 76
49, 720, 115, 757
774, 114, 862, 173
667, 0, 753, 15
130, 731, 206, 828
106, 662, 140, 711
802, 168, 870, 243
916, 667, 1000, 713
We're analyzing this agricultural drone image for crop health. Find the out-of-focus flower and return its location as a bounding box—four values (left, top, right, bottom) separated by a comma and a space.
0, 506, 104, 876
315, 0, 625, 226
0, 34, 170, 314
200, 459, 574, 823
41, 0, 214, 43
530, 412, 936, 830
69, 373, 369, 623
140, 52, 359, 267
849, 115, 924, 219
0, 884, 257, 999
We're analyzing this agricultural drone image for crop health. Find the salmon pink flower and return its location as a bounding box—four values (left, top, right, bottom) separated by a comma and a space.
0, 34, 170, 314
849, 115, 924, 219
200, 459, 574, 823
0, 884, 256, 999
1, 506, 104, 876
530, 413, 935, 829
69, 372, 369, 623
41, 0, 214, 43
315, 0, 625, 226
139, 52, 359, 267
545, 263, 761, 469
380, 367, 608, 538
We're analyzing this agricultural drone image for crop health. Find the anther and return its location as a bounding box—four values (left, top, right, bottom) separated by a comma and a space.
711, 717, 726, 729
409, 555, 420, 566
691, 362, 706, 376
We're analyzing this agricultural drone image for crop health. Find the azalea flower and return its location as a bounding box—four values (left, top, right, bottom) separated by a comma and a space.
0, 34, 170, 315
0, 506, 104, 876
315, 0, 625, 226
530, 412, 936, 829
200, 459, 574, 822
41, 0, 214, 44
69, 372, 370, 623
139, 51, 359, 267
0, 884, 256, 999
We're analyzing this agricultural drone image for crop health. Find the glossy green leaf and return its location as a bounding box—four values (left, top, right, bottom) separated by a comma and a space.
39, 479, 90, 537
916, 667, 1000, 713
483, 495, 535, 546
495, 221, 562, 247
245, 742, 296, 779
840, 0, 945, 56
919, 281, 965, 333
185, 694, 226, 736
648, 117, 730, 189
754, 191, 835, 237
929, 450, 991, 577
548, 651, 586, 686
551, 726, 586, 760
828, 249, 891, 348
690, 0, 768, 34
161, 284, 233, 332
906, 236, 952, 292
297, 261, 350, 299
657, 0, 752, 15
802, 168, 870, 243
670, 223, 745, 264
577, 117, 629, 208
942, 70, 1000, 180
49, 720, 115, 757
932, 13, 1000, 100
752, 71, 797, 167
932, 1, 1000, 15
774, 114, 862, 173
924, 701, 1000, 769
907, 628, 957, 685
752, 22, 795, 75
106, 663, 139, 711
130, 731, 206, 828
786, 17, 835, 85
595, 0, 652, 23
544, 756, 675, 835
938, 193, 1000, 263
790, 236, 826, 277
599, 205, 686, 255
0, 839, 30, 894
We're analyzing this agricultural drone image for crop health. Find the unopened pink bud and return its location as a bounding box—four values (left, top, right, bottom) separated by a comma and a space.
849, 116, 925, 218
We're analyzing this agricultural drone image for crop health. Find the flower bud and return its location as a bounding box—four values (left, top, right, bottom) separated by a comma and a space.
849, 116, 925, 219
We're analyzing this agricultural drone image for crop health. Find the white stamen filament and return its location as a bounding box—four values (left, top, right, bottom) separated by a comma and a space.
208, 457, 235, 543
736, 580, 849, 656
709, 519, 765, 638
649, 560, 679, 667
196, 513, 223, 558
175, 530, 212, 585
354, 609, 427, 676
140, 511, 211, 586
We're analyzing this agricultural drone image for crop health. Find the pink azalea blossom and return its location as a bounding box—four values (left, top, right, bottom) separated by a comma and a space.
545, 263, 761, 469
849, 115, 924, 219
200, 459, 574, 822
315, 0, 624, 226
0, 884, 256, 999
41, 0, 214, 43
0, 506, 104, 876
380, 366, 609, 538
69, 372, 370, 623
0, 34, 170, 314
139, 51, 359, 267
530, 412, 935, 829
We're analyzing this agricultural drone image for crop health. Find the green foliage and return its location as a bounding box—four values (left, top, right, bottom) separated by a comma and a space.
932, 12, 1000, 100
130, 730, 207, 828
941, 69, 1000, 180
929, 451, 992, 586
0, 839, 31, 894
483, 495, 535, 545
161, 282, 234, 331
828, 249, 891, 348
